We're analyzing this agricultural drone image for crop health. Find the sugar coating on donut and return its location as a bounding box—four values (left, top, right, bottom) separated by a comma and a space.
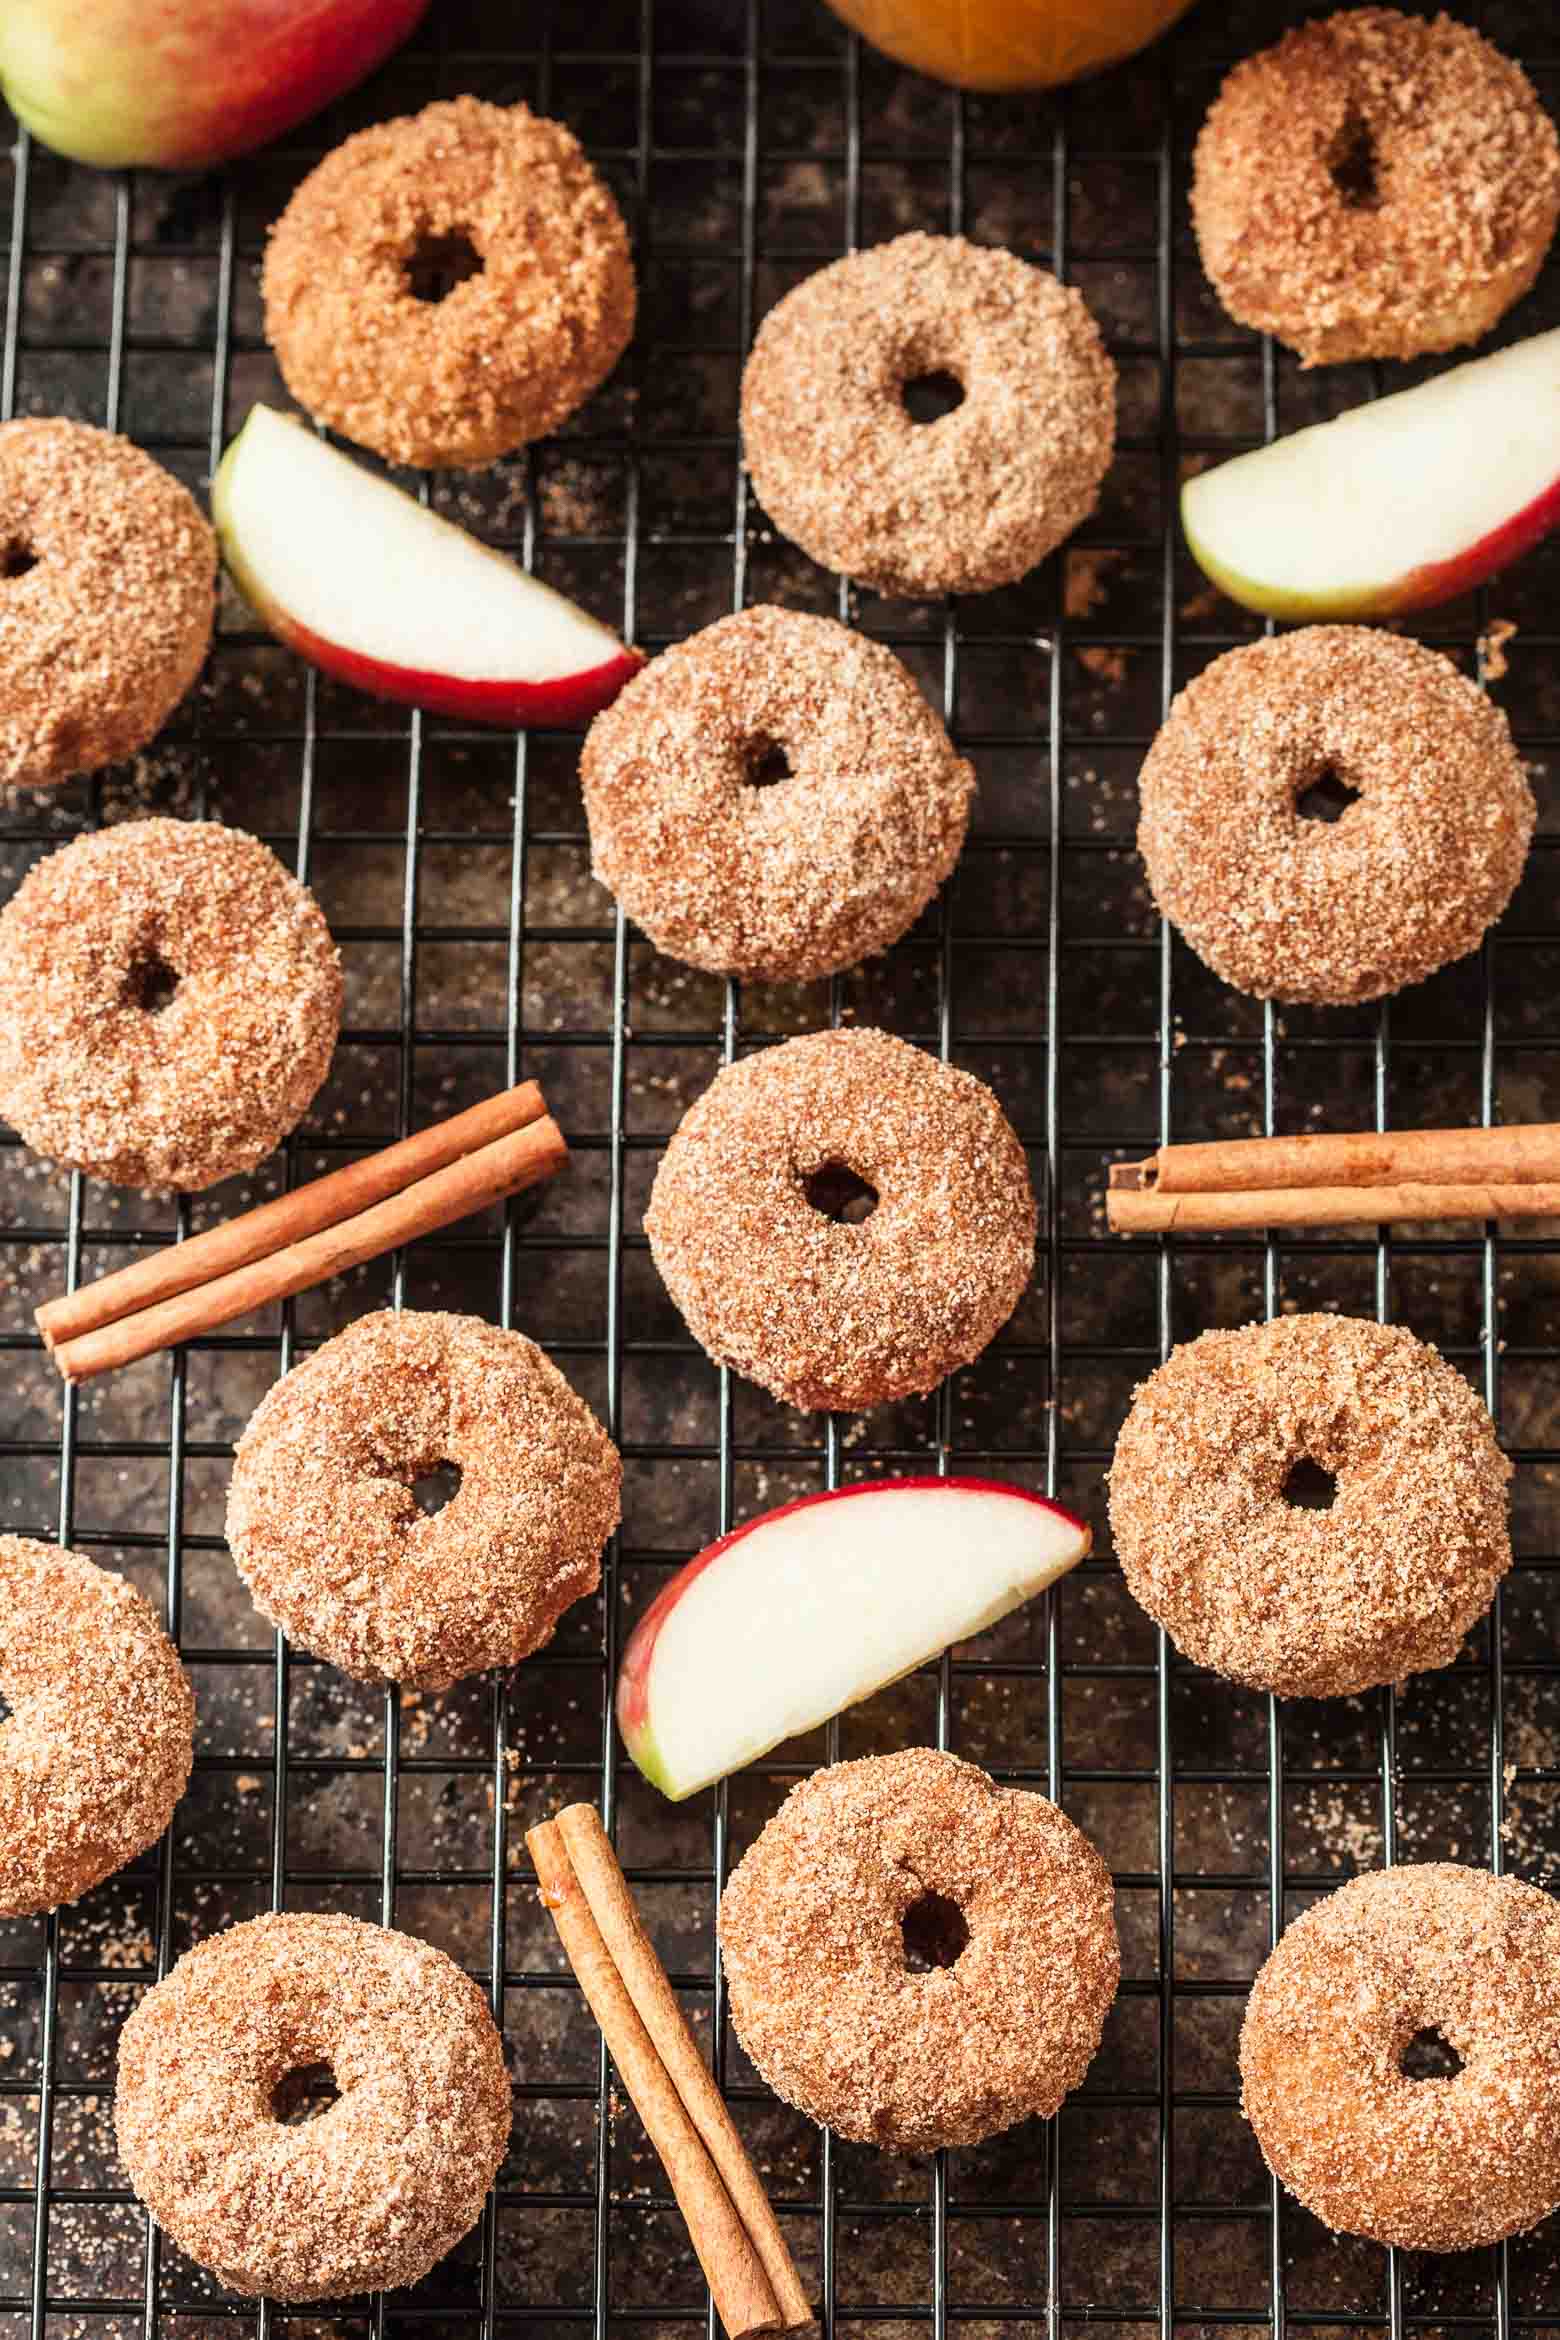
1137, 627, 1534, 1006
0, 418, 215, 791
227, 1309, 621, 1688
720, 1748, 1120, 2152
263, 96, 636, 469
741, 232, 1116, 597
1109, 1313, 1511, 1700
581, 604, 975, 982
1241, 1863, 1560, 2250
645, 1027, 1036, 1413
115, 1910, 511, 2299
1193, 9, 1560, 365
0, 817, 341, 1191
0, 1537, 193, 1918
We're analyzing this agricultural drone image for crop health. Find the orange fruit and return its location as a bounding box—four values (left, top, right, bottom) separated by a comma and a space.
818, 0, 1194, 91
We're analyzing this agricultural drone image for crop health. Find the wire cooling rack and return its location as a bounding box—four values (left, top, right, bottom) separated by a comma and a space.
4, 0, 1560, 2335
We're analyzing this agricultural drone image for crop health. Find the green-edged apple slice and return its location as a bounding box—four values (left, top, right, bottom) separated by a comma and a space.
617, 1476, 1090, 1800
1183, 326, 1560, 621
214, 405, 643, 728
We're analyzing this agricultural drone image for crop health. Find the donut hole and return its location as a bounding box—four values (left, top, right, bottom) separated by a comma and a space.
1295, 765, 1360, 826
1327, 111, 1381, 210
803, 1160, 879, 1225
901, 370, 965, 426
272, 2058, 342, 2126
0, 538, 38, 582
901, 1890, 969, 1972
405, 229, 485, 305
1282, 1456, 1338, 1511
412, 1460, 464, 1517
1400, 2026, 1463, 2082
744, 736, 794, 790
121, 952, 180, 1016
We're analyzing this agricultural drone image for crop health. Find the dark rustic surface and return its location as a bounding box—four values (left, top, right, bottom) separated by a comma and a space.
2, 0, 1559, 2334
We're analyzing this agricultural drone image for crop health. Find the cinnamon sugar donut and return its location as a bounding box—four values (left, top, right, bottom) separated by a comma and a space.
1108, 1314, 1511, 1701
645, 1028, 1036, 1413
1, 418, 215, 791
1241, 1864, 1560, 2251
1136, 628, 1534, 1006
741, 233, 1115, 597
581, 605, 974, 982
0, 818, 341, 1191
720, 1749, 1120, 2152
0, 1538, 194, 1918
116, 1911, 511, 2299
1193, 11, 1560, 366
227, 1309, 621, 1689
263, 96, 635, 469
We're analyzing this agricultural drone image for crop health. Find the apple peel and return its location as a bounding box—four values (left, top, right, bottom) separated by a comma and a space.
213, 405, 643, 727
616, 1475, 1090, 1800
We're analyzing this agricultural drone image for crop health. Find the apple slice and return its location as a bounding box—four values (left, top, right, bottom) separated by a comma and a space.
1182, 327, 1560, 621
617, 1476, 1090, 1800
213, 405, 643, 727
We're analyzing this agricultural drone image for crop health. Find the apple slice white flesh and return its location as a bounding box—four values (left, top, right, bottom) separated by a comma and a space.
213, 405, 643, 726
616, 1477, 1090, 1800
1182, 326, 1560, 621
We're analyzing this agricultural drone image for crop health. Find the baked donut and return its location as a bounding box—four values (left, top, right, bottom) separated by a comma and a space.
1192, 10, 1560, 366
1108, 1313, 1511, 1701
0, 817, 341, 1191
720, 1748, 1119, 2151
741, 232, 1115, 597
115, 1910, 510, 2299
263, 96, 635, 469
0, 1537, 193, 1918
227, 1309, 621, 1689
1241, 1863, 1560, 2251
581, 605, 975, 982
0, 417, 215, 791
645, 1027, 1035, 1412
1136, 628, 1534, 1006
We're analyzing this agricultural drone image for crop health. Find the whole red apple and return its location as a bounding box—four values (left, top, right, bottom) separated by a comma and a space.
0, 0, 430, 170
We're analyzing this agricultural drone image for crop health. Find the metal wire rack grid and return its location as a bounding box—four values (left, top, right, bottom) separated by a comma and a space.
3, 1, 1560, 2337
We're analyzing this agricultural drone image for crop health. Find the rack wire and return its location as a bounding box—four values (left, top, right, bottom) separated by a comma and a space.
3, 0, 1560, 2334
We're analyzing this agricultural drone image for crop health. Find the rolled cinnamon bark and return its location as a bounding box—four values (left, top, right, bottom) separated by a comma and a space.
1113, 1122, 1560, 1195
1108, 1181, 1560, 1234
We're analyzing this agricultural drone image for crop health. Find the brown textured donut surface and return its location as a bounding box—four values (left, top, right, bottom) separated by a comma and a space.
227, 1309, 621, 1689
741, 233, 1115, 597
1241, 1864, 1560, 2250
645, 1028, 1036, 1412
263, 96, 635, 468
1136, 628, 1534, 1006
581, 605, 975, 981
0, 818, 341, 1191
1192, 10, 1560, 365
115, 1911, 511, 2299
1108, 1314, 1511, 1700
720, 1748, 1120, 2152
0, 1537, 193, 1918
0, 418, 215, 791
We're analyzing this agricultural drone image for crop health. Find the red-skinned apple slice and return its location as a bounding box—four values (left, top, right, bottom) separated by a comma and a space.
213, 405, 643, 727
1182, 326, 1560, 621
617, 1476, 1090, 1800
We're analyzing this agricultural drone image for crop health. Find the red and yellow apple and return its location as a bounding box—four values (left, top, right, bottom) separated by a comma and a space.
214, 406, 644, 728
0, 0, 427, 171
1182, 326, 1560, 622
617, 1476, 1091, 1800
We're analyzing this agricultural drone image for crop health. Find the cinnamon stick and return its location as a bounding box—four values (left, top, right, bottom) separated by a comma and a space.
36, 1079, 548, 1353
48, 1113, 567, 1384
1113, 1122, 1560, 1196
1108, 1181, 1560, 1235
528, 1808, 814, 2340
